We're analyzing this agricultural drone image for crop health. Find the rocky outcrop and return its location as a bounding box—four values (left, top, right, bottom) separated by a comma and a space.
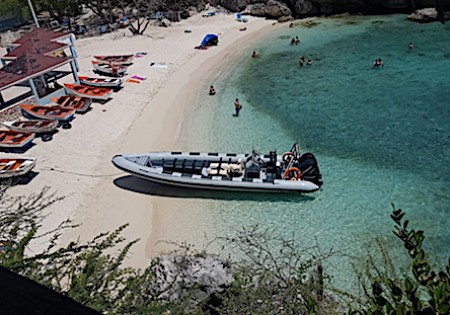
407, 7, 439, 22
245, 0, 292, 18
216, 0, 450, 21
149, 253, 234, 304
145, 0, 450, 23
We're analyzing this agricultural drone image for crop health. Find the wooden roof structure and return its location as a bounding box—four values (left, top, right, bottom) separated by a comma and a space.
4, 28, 70, 59
0, 28, 73, 92
0, 52, 72, 91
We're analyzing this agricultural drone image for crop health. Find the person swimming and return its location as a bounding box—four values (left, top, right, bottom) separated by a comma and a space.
299, 56, 305, 67
372, 58, 384, 68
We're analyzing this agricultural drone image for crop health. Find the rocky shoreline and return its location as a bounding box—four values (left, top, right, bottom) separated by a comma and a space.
199, 0, 450, 23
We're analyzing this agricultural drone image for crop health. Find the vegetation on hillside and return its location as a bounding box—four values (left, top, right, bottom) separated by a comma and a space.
0, 184, 449, 314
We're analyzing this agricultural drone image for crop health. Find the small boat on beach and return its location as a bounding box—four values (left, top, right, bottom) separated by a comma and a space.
2, 119, 58, 134
64, 83, 113, 101
51, 95, 92, 113
0, 130, 35, 149
20, 104, 75, 122
93, 54, 134, 65
0, 158, 36, 179
92, 61, 127, 76
78, 76, 123, 89
112, 143, 323, 193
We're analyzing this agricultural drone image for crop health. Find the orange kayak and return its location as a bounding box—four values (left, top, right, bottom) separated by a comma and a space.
0, 158, 36, 179
93, 54, 134, 65
64, 83, 112, 100
51, 95, 92, 113
20, 104, 75, 122
2, 119, 58, 133
0, 130, 35, 149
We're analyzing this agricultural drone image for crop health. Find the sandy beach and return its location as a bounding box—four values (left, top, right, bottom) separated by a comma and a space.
1, 12, 281, 268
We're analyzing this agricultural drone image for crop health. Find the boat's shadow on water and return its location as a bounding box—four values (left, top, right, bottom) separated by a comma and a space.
113, 175, 315, 202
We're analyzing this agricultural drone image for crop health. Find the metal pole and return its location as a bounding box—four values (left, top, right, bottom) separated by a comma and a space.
27, 0, 40, 28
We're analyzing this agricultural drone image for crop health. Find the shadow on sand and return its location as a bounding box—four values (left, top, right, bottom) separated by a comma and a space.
0, 171, 39, 186
113, 175, 315, 202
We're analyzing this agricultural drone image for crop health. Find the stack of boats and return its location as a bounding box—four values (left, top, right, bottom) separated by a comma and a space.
1, 69, 126, 150
91, 54, 133, 77
0, 54, 132, 179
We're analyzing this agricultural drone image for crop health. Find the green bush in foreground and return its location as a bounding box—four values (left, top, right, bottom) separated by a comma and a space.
1, 185, 449, 314
348, 206, 450, 315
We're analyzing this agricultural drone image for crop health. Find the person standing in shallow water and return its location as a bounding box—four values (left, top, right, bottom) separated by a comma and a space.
209, 85, 216, 95
299, 56, 305, 67
234, 98, 241, 117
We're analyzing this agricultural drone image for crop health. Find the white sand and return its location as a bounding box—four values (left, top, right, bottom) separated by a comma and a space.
1, 13, 281, 268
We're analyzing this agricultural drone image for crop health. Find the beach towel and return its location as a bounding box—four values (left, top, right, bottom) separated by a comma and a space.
135, 52, 148, 58
126, 79, 141, 84
131, 75, 146, 81
150, 62, 168, 69
202, 11, 216, 17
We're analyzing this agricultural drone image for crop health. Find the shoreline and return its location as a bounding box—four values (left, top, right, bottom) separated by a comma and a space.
6, 14, 280, 269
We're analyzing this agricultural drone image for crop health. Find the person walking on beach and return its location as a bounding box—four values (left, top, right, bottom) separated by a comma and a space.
234, 98, 241, 117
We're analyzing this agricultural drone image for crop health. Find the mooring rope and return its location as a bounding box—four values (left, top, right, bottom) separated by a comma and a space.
41, 167, 123, 178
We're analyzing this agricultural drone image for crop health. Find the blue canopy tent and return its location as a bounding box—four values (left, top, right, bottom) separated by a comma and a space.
198, 34, 219, 49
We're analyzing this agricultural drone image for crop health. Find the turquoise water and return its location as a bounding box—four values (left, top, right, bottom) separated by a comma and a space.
182, 15, 450, 287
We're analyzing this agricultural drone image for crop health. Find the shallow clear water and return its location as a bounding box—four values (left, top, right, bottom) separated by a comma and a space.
181, 15, 450, 287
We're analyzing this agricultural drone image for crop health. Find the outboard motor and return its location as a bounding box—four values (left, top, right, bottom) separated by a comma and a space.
297, 153, 322, 186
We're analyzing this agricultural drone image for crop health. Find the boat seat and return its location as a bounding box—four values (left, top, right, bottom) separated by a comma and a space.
184, 160, 195, 169
263, 174, 276, 183
218, 168, 228, 176
162, 159, 172, 169
193, 161, 205, 172
227, 163, 243, 177
208, 162, 228, 176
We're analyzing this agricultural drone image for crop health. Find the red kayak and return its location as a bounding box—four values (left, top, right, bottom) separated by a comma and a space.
64, 83, 113, 100
93, 54, 134, 65
0, 130, 35, 149
51, 95, 92, 113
